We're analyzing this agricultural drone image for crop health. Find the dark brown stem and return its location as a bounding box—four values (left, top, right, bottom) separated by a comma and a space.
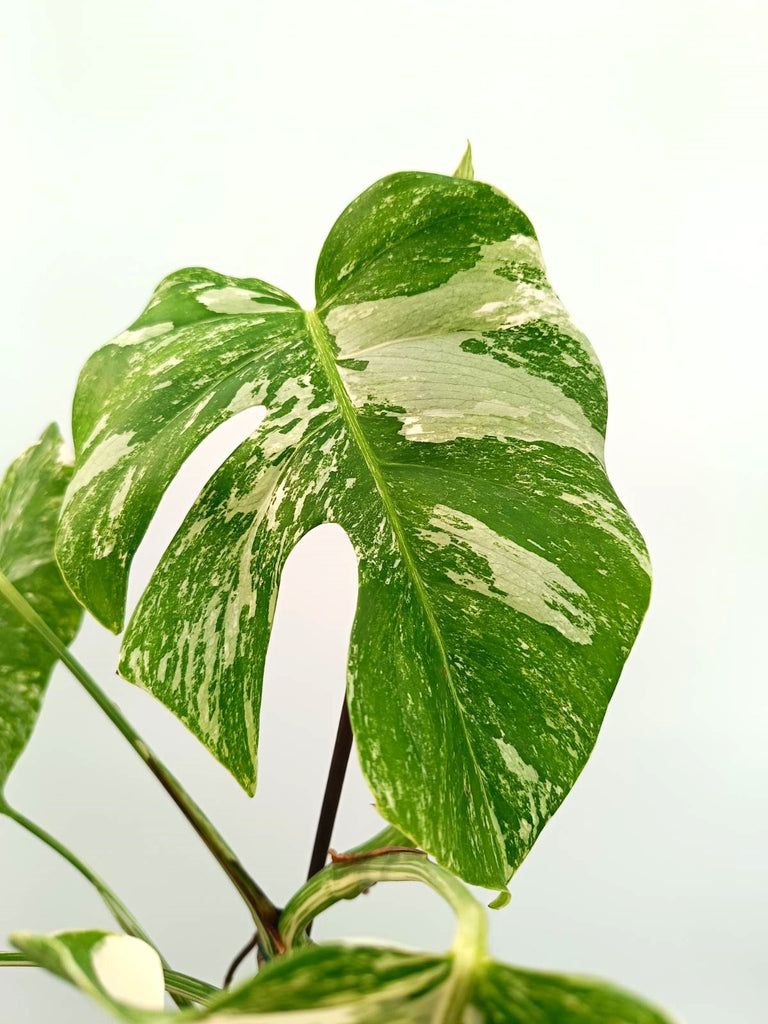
328, 845, 426, 864
223, 696, 354, 978
307, 696, 354, 883
223, 933, 260, 988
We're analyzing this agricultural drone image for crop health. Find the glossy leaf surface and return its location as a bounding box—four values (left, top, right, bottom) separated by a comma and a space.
56, 162, 651, 887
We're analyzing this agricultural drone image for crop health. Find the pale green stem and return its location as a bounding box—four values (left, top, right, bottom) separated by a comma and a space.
1, 799, 156, 943
0, 953, 34, 966
162, 969, 219, 1006
279, 852, 487, 1023
0, 800, 197, 1009
0, 571, 283, 957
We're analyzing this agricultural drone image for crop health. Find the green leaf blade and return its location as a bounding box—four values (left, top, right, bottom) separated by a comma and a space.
475, 961, 674, 1023
59, 164, 651, 888
0, 425, 83, 791
55, 270, 303, 633
118, 408, 343, 794
314, 171, 651, 885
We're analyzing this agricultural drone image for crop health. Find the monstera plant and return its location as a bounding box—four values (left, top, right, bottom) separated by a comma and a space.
0, 147, 668, 1022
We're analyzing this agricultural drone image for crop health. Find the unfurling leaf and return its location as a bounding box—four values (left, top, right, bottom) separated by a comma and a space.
0, 426, 83, 792
453, 141, 474, 180
13, 930, 673, 1023
56, 162, 650, 888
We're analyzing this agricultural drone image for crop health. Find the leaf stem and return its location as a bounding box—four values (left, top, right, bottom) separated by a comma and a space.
1, 799, 152, 943
0, 952, 34, 966
222, 932, 259, 988
281, 851, 485, 954
0, 800, 194, 1008
301, 694, 354, 946
306, 695, 353, 882
162, 968, 219, 1006
342, 824, 419, 857
280, 851, 487, 1021
0, 570, 283, 957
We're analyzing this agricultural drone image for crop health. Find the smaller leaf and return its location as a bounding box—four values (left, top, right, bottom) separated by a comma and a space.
14, 929, 675, 1023
453, 140, 474, 179
209, 943, 449, 1020
473, 962, 674, 1022
12, 931, 447, 1022
12, 931, 166, 1018
0, 426, 83, 792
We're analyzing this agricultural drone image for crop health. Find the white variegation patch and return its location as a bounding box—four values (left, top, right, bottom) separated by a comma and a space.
326, 235, 598, 358
110, 322, 175, 348
326, 234, 604, 460
224, 381, 270, 417
65, 431, 136, 501
337, 332, 604, 459
95, 464, 140, 560
495, 738, 563, 844
197, 285, 293, 315
560, 488, 651, 575
420, 504, 595, 644
90, 935, 164, 1011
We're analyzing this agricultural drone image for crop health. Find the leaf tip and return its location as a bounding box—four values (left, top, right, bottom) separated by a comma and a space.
488, 889, 511, 910
453, 141, 474, 180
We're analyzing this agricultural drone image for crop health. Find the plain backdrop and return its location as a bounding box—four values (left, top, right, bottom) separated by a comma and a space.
1, 2, 766, 1022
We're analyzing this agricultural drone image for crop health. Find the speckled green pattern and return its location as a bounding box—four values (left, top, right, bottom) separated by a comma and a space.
13, 931, 673, 1023
473, 962, 672, 1023
0, 426, 83, 790
56, 165, 650, 889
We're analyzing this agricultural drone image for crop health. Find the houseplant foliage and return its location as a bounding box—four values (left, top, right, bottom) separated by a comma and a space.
0, 147, 667, 1021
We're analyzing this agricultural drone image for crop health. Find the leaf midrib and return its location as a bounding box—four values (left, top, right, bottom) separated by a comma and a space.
304, 308, 506, 879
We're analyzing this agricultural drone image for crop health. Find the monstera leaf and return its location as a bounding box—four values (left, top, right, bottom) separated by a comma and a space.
55, 156, 651, 888
12, 930, 673, 1023
0, 426, 83, 793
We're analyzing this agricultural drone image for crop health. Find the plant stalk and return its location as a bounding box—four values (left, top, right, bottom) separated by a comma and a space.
224, 695, 355, 982
281, 851, 486, 954
0, 570, 283, 957
307, 695, 353, 882
280, 851, 487, 1022
304, 694, 353, 943
0, 800, 194, 1008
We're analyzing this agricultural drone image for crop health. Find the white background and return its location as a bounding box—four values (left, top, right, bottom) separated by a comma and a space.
1, 2, 766, 1021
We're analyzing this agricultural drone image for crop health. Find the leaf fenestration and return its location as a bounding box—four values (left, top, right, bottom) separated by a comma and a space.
56, 167, 651, 888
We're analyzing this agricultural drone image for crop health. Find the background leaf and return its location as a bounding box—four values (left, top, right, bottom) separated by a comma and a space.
473, 962, 674, 1023
56, 166, 650, 888
11, 931, 166, 1018
0, 425, 83, 792
12, 930, 673, 1023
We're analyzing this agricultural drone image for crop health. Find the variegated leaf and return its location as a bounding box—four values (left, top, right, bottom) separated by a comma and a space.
0, 426, 83, 792
12, 930, 673, 1023
56, 161, 650, 888
12, 931, 167, 1019
472, 963, 674, 1023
